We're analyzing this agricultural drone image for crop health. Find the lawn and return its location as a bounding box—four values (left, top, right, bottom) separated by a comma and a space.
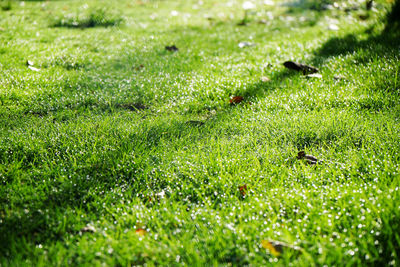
0, 0, 399, 265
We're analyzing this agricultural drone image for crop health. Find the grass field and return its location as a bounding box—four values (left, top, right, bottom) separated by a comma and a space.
1, 0, 399, 265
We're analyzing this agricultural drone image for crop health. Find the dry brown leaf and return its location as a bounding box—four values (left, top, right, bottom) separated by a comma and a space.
297, 151, 318, 165
230, 96, 244, 105
134, 64, 144, 71
261, 240, 301, 256
283, 61, 319, 74
166, 45, 178, 52
261, 240, 282, 256
238, 184, 247, 196
135, 228, 147, 236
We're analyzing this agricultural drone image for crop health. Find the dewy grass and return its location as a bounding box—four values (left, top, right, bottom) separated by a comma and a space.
0, 0, 400, 266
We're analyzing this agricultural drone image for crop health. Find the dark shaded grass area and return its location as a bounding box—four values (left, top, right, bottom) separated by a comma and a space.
314, 29, 400, 65
387, 0, 400, 27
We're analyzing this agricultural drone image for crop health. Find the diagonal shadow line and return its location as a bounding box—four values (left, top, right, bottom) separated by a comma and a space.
310, 27, 400, 65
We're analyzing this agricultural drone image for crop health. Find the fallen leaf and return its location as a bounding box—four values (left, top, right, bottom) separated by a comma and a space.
238, 184, 247, 196
134, 64, 144, 71
28, 66, 40, 71
261, 240, 282, 256
297, 151, 318, 165
238, 41, 254, 48
0, 27, 5, 31
165, 45, 178, 52
305, 73, 322, 78
135, 228, 147, 236
283, 61, 319, 75
261, 76, 270, 82
230, 96, 244, 105
81, 225, 96, 233
261, 240, 301, 256
258, 19, 268, 24
358, 14, 369, 20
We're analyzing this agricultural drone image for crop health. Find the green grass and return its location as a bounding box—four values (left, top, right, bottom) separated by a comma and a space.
51, 7, 123, 28
1, 0, 399, 265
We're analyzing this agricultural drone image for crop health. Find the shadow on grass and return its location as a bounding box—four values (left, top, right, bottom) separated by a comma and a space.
229, 17, 400, 152
313, 29, 400, 60
310, 26, 400, 95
